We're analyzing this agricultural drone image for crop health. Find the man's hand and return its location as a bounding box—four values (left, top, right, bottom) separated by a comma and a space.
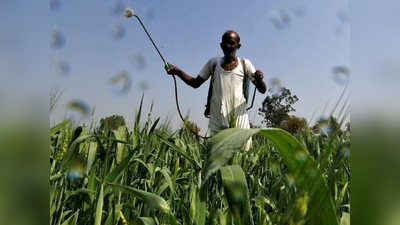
165, 64, 204, 89
166, 63, 182, 76
251, 70, 267, 94
252, 70, 264, 81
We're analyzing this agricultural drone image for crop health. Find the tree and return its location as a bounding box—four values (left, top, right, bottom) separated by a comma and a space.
258, 87, 299, 127
280, 115, 307, 135
99, 115, 126, 131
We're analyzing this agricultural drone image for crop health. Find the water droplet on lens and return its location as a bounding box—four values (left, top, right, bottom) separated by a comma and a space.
139, 80, 149, 91
146, 8, 155, 20
268, 78, 283, 96
53, 59, 70, 76
341, 147, 350, 158
316, 119, 332, 135
269, 9, 291, 29
109, 71, 131, 95
110, 0, 124, 16
112, 22, 126, 39
295, 151, 307, 161
66, 100, 91, 123
270, 78, 281, 86
286, 174, 295, 187
332, 66, 350, 85
293, 5, 306, 18
50, 28, 65, 49
337, 8, 350, 24
50, 0, 60, 11
131, 54, 146, 70
333, 24, 347, 35
67, 158, 86, 181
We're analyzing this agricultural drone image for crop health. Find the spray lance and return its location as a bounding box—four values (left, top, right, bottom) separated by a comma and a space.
124, 8, 170, 70
124, 8, 210, 139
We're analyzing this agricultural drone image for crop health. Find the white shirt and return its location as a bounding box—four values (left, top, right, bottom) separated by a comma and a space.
199, 57, 256, 133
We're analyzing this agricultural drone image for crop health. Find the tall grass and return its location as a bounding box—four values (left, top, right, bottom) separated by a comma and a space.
50, 95, 350, 225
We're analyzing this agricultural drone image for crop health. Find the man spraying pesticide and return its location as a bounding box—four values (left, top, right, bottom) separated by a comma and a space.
167, 31, 267, 151
125, 8, 267, 151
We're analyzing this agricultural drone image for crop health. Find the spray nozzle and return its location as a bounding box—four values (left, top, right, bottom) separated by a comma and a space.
124, 7, 135, 18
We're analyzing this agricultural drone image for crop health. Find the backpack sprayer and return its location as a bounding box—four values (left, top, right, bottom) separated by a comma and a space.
124, 8, 257, 139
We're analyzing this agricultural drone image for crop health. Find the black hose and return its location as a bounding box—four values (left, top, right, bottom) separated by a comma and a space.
247, 87, 257, 111
171, 74, 211, 139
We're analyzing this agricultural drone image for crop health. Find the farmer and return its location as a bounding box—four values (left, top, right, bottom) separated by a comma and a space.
166, 30, 266, 150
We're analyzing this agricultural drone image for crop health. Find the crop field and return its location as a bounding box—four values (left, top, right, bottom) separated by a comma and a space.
50, 96, 350, 225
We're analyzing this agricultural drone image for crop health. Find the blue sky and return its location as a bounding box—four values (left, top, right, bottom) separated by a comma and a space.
47, 0, 350, 133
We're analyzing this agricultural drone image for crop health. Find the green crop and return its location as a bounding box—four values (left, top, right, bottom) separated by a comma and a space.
50, 95, 350, 225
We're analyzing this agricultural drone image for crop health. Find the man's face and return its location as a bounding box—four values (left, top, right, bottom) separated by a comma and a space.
220, 33, 241, 56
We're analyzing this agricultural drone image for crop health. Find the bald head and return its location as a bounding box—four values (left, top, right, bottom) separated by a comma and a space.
222, 30, 240, 43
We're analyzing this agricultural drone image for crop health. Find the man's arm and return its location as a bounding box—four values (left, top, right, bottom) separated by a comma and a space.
166, 64, 206, 89
251, 70, 267, 94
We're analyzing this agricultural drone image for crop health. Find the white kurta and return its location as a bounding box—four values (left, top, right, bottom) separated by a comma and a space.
199, 57, 256, 150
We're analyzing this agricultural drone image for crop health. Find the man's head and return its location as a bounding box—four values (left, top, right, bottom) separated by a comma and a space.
220, 30, 241, 57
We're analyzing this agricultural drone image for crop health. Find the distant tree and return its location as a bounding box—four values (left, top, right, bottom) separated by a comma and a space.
259, 87, 299, 128
280, 115, 308, 135
99, 115, 126, 131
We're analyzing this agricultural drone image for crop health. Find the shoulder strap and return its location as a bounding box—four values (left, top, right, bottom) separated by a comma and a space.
212, 59, 218, 77
204, 58, 218, 118
241, 58, 250, 103
241, 58, 247, 78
